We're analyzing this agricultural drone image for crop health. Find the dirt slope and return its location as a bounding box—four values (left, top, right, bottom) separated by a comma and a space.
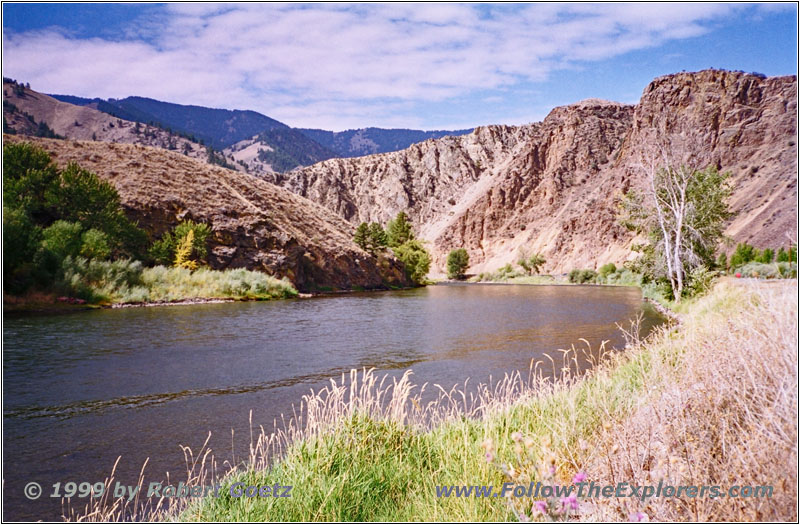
4, 135, 411, 292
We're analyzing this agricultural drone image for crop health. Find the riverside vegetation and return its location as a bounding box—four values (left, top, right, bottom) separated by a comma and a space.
3, 142, 297, 306
69, 279, 796, 522
353, 211, 431, 285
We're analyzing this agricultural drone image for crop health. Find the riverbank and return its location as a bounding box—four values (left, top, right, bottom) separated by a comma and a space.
4, 264, 299, 314
71, 279, 795, 522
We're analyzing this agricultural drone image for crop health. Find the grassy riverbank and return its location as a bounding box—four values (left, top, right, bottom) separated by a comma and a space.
4, 260, 297, 311
76, 280, 796, 522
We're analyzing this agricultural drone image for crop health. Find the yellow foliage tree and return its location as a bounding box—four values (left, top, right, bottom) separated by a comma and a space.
174, 229, 198, 270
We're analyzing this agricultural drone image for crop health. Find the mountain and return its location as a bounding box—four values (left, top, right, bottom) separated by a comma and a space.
3, 134, 412, 292
48, 93, 473, 170
265, 70, 797, 277
3, 79, 211, 163
48, 94, 339, 172
297, 127, 473, 158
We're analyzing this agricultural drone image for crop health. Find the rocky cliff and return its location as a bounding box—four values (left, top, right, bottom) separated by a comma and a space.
4, 135, 412, 292
276, 70, 797, 276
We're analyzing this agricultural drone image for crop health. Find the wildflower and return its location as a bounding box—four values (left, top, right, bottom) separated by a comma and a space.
485, 451, 494, 463
481, 438, 494, 452
629, 511, 649, 522
519, 513, 530, 522
523, 437, 535, 449
514, 444, 523, 456
511, 432, 523, 442
549, 465, 557, 475
561, 493, 579, 511
533, 500, 548, 515
735, 272, 742, 278
572, 471, 587, 484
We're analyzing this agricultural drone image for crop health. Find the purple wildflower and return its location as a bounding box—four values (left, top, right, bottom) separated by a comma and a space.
572, 471, 587, 484
561, 493, 579, 511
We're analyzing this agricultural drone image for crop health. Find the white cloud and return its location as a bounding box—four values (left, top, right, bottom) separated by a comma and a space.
0, 3, 780, 129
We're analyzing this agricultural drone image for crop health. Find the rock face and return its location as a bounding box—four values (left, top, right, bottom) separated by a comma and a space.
275, 70, 797, 275
4, 136, 412, 292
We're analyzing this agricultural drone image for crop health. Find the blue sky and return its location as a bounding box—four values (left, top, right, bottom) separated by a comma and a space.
2, 3, 797, 131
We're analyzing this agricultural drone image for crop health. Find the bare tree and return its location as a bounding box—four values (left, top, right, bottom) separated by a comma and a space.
622, 128, 731, 302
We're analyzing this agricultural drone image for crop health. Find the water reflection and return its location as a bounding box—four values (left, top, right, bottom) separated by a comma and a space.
3, 283, 662, 520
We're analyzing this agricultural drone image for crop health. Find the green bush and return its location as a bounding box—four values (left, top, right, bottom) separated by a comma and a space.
598, 262, 617, 278
41, 220, 83, 260
56, 258, 297, 303
568, 268, 597, 284
597, 268, 644, 287
3, 206, 42, 293
716, 252, 728, 271
3, 142, 60, 223
736, 262, 797, 280
80, 229, 111, 260
685, 265, 718, 297
729, 243, 758, 268
393, 240, 430, 284
148, 220, 211, 266
446, 248, 469, 280
757, 248, 774, 263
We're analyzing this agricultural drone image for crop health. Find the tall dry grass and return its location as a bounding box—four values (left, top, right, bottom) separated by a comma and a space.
581, 281, 797, 521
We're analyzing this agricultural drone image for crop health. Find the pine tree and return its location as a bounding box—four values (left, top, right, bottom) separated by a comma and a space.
367, 222, 388, 254
354, 222, 370, 252
387, 211, 414, 247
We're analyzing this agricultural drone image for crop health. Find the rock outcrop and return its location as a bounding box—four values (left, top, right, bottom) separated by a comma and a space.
4, 136, 412, 292
276, 70, 797, 275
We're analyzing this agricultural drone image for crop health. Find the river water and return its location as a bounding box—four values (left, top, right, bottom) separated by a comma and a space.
3, 283, 663, 520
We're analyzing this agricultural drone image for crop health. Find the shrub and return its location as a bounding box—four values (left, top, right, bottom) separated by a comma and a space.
41, 220, 83, 261
3, 142, 60, 223
568, 268, 597, 284
598, 262, 617, 279
393, 240, 430, 284
446, 248, 469, 280
598, 268, 644, 287
3, 206, 42, 292
729, 243, 758, 268
148, 220, 211, 267
736, 262, 797, 280
757, 248, 774, 263
685, 265, 718, 297
716, 252, 728, 271
79, 229, 111, 260
517, 250, 546, 275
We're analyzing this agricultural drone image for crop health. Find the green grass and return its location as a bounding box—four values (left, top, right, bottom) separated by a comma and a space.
178, 343, 657, 521
74, 280, 794, 522
58, 256, 298, 304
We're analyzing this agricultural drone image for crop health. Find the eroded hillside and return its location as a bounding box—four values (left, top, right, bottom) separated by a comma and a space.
278, 70, 797, 275
4, 135, 411, 292
3, 80, 211, 162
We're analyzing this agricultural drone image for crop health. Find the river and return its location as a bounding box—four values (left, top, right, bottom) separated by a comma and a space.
3, 283, 663, 520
